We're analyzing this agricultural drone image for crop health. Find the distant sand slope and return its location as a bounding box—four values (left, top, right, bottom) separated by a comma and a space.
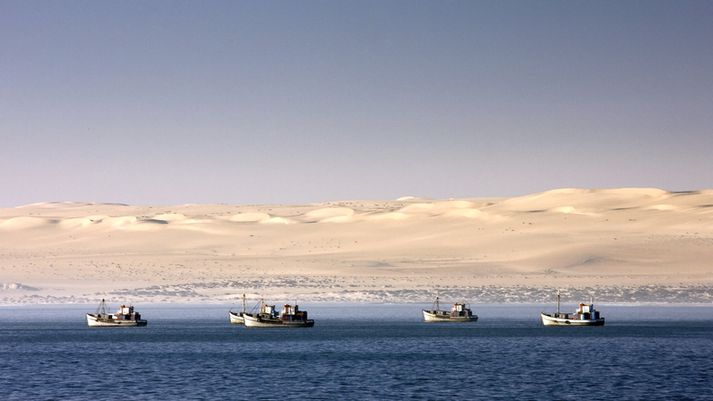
1, 188, 713, 304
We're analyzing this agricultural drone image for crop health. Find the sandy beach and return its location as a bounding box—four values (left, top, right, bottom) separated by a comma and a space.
1, 188, 712, 304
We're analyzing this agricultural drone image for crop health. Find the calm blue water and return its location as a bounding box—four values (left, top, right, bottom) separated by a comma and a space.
1, 304, 712, 400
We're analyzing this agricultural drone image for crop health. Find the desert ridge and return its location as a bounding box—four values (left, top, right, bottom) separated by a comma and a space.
1, 188, 712, 304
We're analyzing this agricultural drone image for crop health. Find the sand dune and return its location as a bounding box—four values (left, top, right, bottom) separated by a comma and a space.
367, 211, 410, 221
398, 200, 499, 220
500, 187, 669, 212
1, 188, 713, 304
151, 213, 187, 222
58, 215, 109, 229
0, 216, 57, 229
304, 207, 356, 222
228, 212, 271, 222
260, 216, 294, 225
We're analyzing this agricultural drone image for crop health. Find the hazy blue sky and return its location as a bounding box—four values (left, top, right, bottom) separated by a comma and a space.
1, 1, 711, 206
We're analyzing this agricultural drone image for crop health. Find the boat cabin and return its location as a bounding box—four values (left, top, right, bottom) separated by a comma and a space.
576, 303, 600, 320
450, 303, 472, 317
109, 305, 141, 321
280, 304, 308, 322
259, 303, 277, 318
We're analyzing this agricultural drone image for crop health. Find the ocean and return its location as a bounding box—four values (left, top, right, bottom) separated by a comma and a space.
1, 304, 712, 400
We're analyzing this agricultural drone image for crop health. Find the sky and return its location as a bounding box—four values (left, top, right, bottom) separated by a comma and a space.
1, 0, 712, 206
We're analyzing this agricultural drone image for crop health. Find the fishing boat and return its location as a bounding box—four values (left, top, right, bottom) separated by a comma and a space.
86, 299, 147, 327
228, 294, 247, 324
242, 300, 314, 328
422, 297, 478, 322
541, 290, 605, 326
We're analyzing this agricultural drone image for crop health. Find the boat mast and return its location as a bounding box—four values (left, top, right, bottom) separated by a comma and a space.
97, 299, 108, 316
435, 296, 440, 311
556, 290, 560, 315
242, 293, 246, 314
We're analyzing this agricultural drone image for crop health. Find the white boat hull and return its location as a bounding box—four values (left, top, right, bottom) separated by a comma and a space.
86, 314, 147, 327
229, 311, 245, 324
242, 314, 314, 328
540, 313, 604, 326
422, 310, 477, 322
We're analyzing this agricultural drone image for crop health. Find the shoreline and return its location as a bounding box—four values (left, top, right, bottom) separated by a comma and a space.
3, 283, 713, 305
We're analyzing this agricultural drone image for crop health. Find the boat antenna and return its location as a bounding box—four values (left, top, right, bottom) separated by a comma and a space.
556, 290, 560, 315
